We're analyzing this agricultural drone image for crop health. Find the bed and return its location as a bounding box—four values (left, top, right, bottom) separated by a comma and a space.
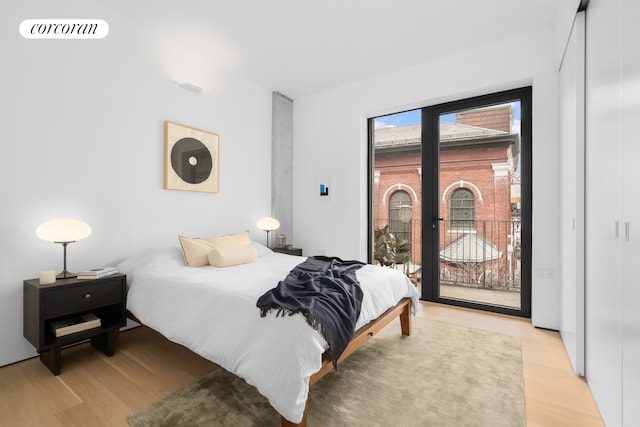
117, 239, 420, 426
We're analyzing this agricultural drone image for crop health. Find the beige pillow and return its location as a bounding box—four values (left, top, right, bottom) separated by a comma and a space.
205, 230, 251, 247
208, 245, 257, 267
178, 231, 252, 267
178, 236, 216, 267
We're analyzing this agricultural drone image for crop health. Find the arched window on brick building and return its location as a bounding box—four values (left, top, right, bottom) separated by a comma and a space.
450, 188, 475, 230
389, 190, 412, 244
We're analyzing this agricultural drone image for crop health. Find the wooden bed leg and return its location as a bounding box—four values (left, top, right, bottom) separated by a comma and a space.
400, 300, 412, 336
281, 400, 308, 427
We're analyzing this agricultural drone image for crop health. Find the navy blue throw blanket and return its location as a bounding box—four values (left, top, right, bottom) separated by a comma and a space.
257, 256, 365, 368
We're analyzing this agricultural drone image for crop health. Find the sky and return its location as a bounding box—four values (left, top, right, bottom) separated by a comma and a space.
373, 102, 521, 135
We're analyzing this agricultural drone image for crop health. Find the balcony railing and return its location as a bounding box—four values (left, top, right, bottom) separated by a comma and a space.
373, 218, 521, 292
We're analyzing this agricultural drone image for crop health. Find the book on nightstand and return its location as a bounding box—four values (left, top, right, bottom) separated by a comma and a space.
50, 313, 101, 337
77, 267, 118, 280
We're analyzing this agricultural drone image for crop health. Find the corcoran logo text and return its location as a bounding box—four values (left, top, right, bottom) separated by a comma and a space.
19, 19, 109, 39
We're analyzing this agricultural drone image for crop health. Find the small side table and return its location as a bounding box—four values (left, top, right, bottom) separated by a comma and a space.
272, 247, 303, 256
23, 273, 127, 375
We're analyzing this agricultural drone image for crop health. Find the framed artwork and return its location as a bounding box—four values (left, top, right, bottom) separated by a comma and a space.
164, 121, 219, 193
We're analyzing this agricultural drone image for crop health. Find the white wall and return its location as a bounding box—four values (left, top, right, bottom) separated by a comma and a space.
292, 29, 561, 329
554, 0, 585, 68
0, 1, 273, 366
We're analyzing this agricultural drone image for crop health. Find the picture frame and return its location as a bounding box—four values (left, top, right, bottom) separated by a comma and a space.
164, 121, 219, 193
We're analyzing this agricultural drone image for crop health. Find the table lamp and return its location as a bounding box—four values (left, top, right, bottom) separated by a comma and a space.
36, 218, 92, 278
256, 217, 280, 248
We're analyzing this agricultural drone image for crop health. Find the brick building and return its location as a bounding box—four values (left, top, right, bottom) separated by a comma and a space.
373, 104, 520, 289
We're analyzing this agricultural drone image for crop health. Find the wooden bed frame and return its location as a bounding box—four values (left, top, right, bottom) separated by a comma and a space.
128, 297, 412, 427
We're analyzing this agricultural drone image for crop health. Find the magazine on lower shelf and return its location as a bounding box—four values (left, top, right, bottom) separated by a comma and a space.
50, 313, 101, 337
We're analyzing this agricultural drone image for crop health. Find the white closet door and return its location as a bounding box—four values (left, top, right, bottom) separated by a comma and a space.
585, 0, 623, 425
621, 0, 640, 424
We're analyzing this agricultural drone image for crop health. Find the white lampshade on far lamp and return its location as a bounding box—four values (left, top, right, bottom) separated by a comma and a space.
256, 217, 280, 248
36, 218, 92, 279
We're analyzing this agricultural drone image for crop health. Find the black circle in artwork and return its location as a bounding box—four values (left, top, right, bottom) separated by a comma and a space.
170, 137, 212, 184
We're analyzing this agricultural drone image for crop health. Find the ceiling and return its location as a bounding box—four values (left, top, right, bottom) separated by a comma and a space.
94, 0, 559, 98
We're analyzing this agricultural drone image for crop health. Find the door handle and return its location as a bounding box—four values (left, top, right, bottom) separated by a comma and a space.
625, 221, 630, 241
432, 216, 444, 222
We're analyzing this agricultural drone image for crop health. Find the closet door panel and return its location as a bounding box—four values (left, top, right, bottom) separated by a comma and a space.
621, 0, 640, 423
585, 0, 623, 425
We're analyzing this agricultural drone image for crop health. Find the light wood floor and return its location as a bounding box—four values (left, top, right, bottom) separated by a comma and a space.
0, 301, 604, 426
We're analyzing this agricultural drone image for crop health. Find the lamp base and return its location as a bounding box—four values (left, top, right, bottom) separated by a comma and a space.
57, 242, 77, 279
57, 270, 77, 279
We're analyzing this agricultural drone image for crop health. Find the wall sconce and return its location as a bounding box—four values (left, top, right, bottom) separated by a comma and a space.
36, 218, 92, 278
256, 217, 280, 249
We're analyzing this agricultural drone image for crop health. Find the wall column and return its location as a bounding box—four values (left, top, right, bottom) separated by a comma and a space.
271, 92, 294, 248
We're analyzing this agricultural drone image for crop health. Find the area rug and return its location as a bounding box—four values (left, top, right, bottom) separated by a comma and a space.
126, 318, 525, 426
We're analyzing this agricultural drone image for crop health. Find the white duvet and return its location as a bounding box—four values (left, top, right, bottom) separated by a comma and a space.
117, 243, 420, 423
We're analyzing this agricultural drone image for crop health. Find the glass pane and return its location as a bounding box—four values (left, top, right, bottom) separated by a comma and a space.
371, 110, 422, 282
438, 102, 521, 309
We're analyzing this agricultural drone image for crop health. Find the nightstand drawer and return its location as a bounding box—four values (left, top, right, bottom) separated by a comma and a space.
44, 280, 123, 317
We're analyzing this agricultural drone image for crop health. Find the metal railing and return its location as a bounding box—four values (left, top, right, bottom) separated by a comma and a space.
439, 219, 520, 291
373, 218, 521, 291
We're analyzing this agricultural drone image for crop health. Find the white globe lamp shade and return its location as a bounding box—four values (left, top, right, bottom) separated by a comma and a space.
36, 218, 92, 279
36, 218, 92, 242
256, 217, 280, 231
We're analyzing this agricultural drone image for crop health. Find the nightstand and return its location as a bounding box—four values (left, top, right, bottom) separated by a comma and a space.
272, 247, 303, 256
23, 273, 127, 375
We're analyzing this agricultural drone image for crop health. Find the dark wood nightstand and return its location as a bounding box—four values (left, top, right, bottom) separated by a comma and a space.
23, 273, 127, 375
272, 247, 303, 256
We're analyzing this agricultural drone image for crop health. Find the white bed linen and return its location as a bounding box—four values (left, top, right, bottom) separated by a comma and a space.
117, 244, 420, 423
